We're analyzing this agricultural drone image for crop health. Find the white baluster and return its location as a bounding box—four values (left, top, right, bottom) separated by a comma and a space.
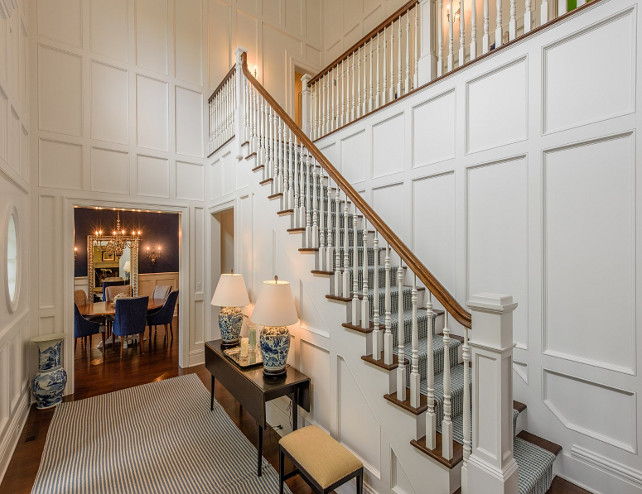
369, 38, 374, 112
312, 160, 319, 248
461, 325, 471, 493
410, 275, 420, 408
361, 220, 369, 329
414, 4, 419, 88
341, 60, 346, 127
346, 57, 351, 123
425, 291, 436, 449
352, 209, 359, 324
396, 255, 406, 400
577, 0, 586, 6
351, 53, 356, 121
362, 47, 367, 115
459, 0, 465, 66
331, 68, 336, 131
509, 0, 516, 41
305, 150, 312, 247
495, 0, 503, 48
405, 12, 410, 94
271, 108, 277, 181
372, 233, 381, 359
334, 188, 342, 295
319, 167, 326, 269
471, 0, 477, 59
357, 48, 362, 118
383, 28, 388, 105
437, 0, 443, 76
293, 135, 300, 225
397, 16, 402, 97
541, 0, 549, 25
558, 0, 567, 16
376, 32, 382, 107
483, 0, 490, 53
277, 117, 284, 194
287, 129, 294, 209
326, 177, 334, 270
524, 0, 532, 33
390, 21, 395, 101
448, 0, 454, 71
442, 312, 453, 460
383, 245, 393, 365
342, 199, 350, 298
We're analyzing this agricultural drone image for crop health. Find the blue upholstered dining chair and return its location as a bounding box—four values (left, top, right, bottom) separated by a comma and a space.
74, 304, 102, 353
102, 280, 125, 301
112, 296, 149, 359
147, 291, 179, 344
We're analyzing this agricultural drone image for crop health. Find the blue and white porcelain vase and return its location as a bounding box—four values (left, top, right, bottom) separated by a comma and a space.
260, 326, 290, 376
219, 306, 243, 347
31, 333, 67, 409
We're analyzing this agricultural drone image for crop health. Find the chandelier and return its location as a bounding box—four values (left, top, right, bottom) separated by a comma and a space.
99, 211, 142, 258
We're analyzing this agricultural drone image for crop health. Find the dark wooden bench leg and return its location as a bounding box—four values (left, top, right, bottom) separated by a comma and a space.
257, 425, 263, 477
279, 446, 285, 494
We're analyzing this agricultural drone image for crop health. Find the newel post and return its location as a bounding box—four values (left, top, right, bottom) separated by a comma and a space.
234, 46, 247, 160
417, 0, 437, 85
301, 73, 312, 138
466, 294, 519, 494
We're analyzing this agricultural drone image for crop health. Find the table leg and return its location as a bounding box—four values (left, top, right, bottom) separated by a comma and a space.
292, 389, 298, 431
257, 425, 263, 477
210, 375, 215, 411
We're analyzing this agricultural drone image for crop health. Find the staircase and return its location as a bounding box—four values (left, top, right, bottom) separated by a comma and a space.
211, 48, 571, 493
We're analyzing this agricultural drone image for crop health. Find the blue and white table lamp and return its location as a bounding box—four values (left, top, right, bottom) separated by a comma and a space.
211, 273, 250, 347
251, 276, 298, 376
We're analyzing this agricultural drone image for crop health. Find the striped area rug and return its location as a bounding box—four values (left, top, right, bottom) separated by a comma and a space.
32, 374, 292, 494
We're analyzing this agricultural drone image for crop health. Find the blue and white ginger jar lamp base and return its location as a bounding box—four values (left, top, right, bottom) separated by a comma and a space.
219, 306, 243, 347
31, 333, 67, 410
260, 325, 290, 376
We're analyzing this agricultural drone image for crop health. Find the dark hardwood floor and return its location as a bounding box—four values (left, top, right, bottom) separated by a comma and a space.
0, 322, 591, 494
1, 322, 315, 494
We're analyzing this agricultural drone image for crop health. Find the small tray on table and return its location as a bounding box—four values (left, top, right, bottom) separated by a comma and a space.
223, 346, 263, 368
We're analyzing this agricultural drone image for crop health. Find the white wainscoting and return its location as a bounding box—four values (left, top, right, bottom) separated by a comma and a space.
208, 1, 640, 492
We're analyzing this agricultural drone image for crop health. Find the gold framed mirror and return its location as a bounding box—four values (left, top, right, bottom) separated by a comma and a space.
87, 235, 140, 301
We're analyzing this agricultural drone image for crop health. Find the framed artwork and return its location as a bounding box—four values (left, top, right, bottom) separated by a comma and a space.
102, 251, 115, 262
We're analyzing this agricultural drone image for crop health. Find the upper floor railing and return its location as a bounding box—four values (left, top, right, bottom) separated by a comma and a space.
208, 66, 236, 156
302, 0, 596, 140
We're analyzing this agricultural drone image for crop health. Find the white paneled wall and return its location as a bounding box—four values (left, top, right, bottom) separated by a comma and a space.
207, 0, 323, 116
310, 1, 642, 492
33, 0, 209, 396
0, 0, 31, 482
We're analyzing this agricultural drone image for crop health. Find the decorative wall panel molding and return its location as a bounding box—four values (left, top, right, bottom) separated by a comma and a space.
90, 147, 129, 195
38, 139, 82, 190
372, 113, 405, 178
543, 369, 637, 453
412, 90, 456, 168
90, 61, 129, 144
136, 154, 169, 198
340, 130, 367, 184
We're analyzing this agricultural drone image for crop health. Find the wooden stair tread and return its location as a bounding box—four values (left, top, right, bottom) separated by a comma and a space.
278, 209, 294, 215
260, 178, 274, 186
287, 227, 305, 233
513, 400, 527, 413
517, 430, 562, 456
410, 433, 463, 469
252, 165, 264, 172
361, 353, 408, 371
547, 476, 592, 494
325, 294, 351, 302
241, 141, 249, 147
384, 387, 428, 415
342, 321, 384, 334
245, 152, 257, 160
311, 269, 333, 276
299, 247, 317, 253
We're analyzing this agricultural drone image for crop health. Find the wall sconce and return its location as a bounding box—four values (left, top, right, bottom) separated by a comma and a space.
446, 4, 461, 22
253, 65, 258, 77
74, 246, 78, 261
146, 245, 162, 265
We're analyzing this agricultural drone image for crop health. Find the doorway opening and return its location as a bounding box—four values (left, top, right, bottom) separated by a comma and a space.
210, 207, 234, 341
72, 206, 182, 392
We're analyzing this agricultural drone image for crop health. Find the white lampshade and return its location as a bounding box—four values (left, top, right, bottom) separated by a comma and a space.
123, 261, 131, 273
211, 273, 250, 307
251, 278, 298, 327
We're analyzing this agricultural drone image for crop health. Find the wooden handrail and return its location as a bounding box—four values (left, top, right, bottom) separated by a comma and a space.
208, 66, 236, 103
242, 52, 471, 328
309, 0, 418, 85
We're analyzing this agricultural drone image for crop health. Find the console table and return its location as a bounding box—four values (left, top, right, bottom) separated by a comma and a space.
204, 339, 311, 476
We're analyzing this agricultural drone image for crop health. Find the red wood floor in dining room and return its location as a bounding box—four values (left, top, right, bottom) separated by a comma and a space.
1, 317, 585, 494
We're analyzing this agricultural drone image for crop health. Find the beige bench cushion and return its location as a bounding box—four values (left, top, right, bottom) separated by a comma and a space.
279, 425, 362, 489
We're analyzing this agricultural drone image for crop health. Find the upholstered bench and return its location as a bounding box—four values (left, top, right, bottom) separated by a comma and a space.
279, 425, 363, 494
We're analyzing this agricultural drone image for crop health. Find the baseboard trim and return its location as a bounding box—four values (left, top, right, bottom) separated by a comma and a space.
0, 390, 30, 484
571, 445, 642, 488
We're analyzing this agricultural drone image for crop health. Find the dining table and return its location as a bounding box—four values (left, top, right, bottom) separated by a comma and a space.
77, 298, 166, 349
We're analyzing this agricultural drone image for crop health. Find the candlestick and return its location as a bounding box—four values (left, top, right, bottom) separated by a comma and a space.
240, 337, 249, 357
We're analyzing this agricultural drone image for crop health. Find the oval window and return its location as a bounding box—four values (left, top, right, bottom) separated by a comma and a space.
5, 209, 18, 312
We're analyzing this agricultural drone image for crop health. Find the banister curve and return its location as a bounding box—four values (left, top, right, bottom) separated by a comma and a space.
241, 52, 472, 328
